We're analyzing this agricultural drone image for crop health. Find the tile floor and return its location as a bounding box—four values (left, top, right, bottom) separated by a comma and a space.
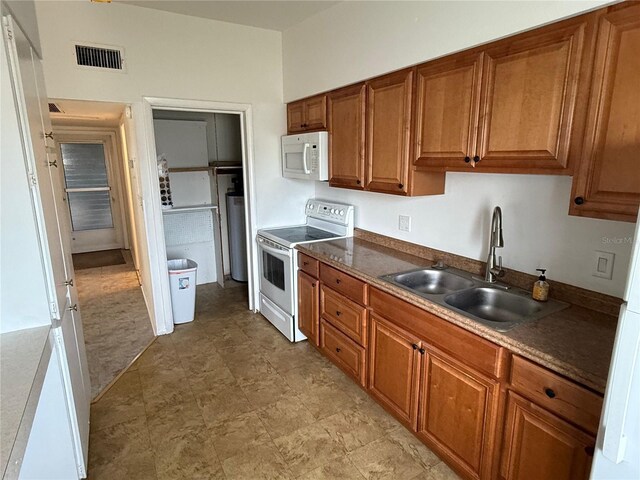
76, 250, 155, 398
88, 282, 460, 479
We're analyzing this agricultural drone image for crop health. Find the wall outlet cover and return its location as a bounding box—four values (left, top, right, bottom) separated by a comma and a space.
399, 214, 411, 232
593, 250, 615, 280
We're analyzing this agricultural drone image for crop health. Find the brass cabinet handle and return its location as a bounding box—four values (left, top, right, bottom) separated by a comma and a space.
69, 304, 78, 311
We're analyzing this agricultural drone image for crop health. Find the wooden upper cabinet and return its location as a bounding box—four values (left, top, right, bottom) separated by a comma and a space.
287, 94, 327, 133
414, 52, 483, 169
365, 69, 413, 194
328, 83, 366, 189
304, 95, 327, 131
417, 347, 499, 480
570, 3, 640, 222
500, 392, 595, 480
287, 101, 306, 133
476, 15, 593, 172
297, 270, 319, 346
368, 313, 422, 429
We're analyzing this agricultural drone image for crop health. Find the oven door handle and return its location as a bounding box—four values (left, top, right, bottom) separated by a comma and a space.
258, 240, 292, 259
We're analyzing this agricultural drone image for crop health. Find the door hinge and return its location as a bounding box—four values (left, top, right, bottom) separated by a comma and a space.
49, 301, 59, 317
29, 173, 38, 186
6, 28, 13, 40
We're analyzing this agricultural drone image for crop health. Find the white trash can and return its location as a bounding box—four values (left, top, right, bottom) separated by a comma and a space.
167, 259, 198, 324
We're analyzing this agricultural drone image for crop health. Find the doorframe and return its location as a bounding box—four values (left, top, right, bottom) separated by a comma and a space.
139, 97, 258, 335
52, 127, 129, 254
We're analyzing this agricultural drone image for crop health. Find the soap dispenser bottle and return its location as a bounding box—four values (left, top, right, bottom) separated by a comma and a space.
532, 268, 549, 302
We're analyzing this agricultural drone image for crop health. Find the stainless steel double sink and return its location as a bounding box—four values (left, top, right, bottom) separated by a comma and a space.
380, 267, 568, 332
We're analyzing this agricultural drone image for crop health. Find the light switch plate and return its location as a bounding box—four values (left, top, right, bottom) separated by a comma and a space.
399, 215, 411, 232
593, 251, 615, 279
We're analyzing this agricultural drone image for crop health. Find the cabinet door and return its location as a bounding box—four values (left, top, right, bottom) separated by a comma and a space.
414, 52, 483, 170
417, 348, 499, 480
297, 270, 319, 346
304, 95, 327, 131
287, 100, 305, 133
570, 3, 640, 222
328, 83, 366, 189
4, 16, 70, 318
500, 392, 595, 480
476, 17, 591, 172
365, 69, 413, 194
368, 313, 422, 429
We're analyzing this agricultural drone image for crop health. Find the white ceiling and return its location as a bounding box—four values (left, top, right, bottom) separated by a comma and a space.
49, 99, 126, 127
117, 1, 340, 32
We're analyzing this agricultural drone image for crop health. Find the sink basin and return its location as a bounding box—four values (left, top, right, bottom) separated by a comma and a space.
443, 287, 568, 331
444, 287, 541, 322
384, 268, 475, 295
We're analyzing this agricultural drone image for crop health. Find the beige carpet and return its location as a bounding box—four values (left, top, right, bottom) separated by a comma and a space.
73, 249, 126, 270
75, 251, 155, 399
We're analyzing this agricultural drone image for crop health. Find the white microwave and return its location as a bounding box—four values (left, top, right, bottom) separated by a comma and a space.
281, 131, 328, 181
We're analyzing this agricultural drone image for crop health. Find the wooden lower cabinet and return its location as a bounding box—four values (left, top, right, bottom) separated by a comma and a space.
297, 271, 319, 346
303, 261, 601, 480
500, 392, 595, 480
367, 313, 422, 429
320, 319, 366, 386
417, 348, 500, 480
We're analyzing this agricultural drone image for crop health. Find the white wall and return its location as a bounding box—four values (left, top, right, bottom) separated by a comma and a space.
283, 0, 635, 297
316, 176, 634, 297
35, 1, 312, 229
283, 0, 612, 101
35, 1, 315, 329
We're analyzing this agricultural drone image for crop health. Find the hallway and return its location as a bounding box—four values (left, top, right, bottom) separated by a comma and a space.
87, 282, 460, 479
76, 250, 155, 399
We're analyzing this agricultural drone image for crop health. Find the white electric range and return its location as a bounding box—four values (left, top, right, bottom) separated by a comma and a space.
257, 199, 354, 342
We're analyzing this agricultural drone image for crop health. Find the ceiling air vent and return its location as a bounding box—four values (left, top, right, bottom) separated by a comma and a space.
48, 103, 63, 113
74, 43, 124, 71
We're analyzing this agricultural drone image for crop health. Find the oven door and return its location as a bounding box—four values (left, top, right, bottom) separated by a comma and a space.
257, 236, 294, 314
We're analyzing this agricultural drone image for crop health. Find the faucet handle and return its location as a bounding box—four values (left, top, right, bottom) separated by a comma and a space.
497, 256, 506, 277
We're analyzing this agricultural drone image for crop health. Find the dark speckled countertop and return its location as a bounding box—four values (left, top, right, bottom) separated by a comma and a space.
298, 237, 617, 394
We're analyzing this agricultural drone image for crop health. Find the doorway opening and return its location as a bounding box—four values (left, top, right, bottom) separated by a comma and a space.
140, 97, 257, 335
50, 98, 155, 399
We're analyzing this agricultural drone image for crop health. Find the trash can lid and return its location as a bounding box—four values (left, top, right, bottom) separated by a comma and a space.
167, 259, 198, 272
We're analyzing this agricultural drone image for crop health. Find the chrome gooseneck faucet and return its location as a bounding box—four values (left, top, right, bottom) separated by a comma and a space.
484, 206, 505, 283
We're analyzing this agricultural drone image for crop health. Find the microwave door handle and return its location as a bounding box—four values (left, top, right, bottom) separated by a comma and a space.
302, 143, 311, 174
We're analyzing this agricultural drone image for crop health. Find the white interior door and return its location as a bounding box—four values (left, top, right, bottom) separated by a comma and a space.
58, 140, 125, 253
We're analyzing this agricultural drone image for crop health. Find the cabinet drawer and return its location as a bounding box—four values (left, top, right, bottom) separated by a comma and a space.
320, 263, 367, 305
298, 252, 319, 278
320, 286, 367, 346
510, 355, 603, 434
370, 287, 507, 379
320, 319, 366, 387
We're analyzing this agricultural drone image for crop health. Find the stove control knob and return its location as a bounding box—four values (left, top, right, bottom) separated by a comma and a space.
339, 210, 344, 216
330, 208, 335, 214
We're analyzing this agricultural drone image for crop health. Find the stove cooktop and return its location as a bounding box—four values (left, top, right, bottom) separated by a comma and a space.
259, 225, 342, 247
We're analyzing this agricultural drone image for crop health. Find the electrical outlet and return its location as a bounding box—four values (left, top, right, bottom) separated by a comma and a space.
399, 215, 411, 232
593, 251, 615, 279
